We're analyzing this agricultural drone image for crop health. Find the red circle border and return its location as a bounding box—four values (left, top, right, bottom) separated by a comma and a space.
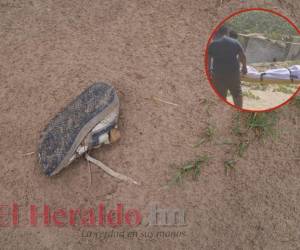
204, 7, 300, 112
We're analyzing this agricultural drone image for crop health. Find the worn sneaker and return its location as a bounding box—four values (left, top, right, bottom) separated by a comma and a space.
38, 82, 119, 176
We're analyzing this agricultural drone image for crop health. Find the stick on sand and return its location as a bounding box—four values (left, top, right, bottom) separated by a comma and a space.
152, 96, 179, 106
22, 152, 35, 156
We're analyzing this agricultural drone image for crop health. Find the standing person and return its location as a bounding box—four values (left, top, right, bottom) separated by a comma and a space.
229, 30, 239, 39
208, 26, 247, 108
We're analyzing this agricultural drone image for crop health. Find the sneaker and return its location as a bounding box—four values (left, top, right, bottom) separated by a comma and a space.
38, 82, 119, 176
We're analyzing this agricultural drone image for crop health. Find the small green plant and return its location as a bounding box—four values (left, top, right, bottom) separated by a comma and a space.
232, 113, 246, 136
170, 156, 209, 184
228, 111, 278, 170
232, 112, 278, 138
224, 159, 236, 176
201, 98, 217, 117
243, 90, 260, 100
272, 85, 295, 94
292, 96, 300, 108
245, 112, 278, 138
250, 83, 268, 91
220, 139, 235, 145
193, 125, 215, 147
237, 141, 249, 157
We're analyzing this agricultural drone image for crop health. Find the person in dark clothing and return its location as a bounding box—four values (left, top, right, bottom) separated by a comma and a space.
229, 30, 239, 39
208, 26, 247, 108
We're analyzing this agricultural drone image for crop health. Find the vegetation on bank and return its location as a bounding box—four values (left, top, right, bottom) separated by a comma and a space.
225, 11, 298, 40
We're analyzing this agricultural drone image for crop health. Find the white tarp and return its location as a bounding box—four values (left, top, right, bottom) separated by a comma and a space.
246, 65, 300, 80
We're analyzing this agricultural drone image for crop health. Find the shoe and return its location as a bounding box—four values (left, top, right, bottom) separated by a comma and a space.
38, 82, 119, 176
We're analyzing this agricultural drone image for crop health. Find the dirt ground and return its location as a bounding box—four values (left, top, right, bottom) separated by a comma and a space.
0, 0, 299, 249
227, 84, 300, 110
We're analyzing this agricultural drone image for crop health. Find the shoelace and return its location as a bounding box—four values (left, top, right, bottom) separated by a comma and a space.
85, 153, 140, 185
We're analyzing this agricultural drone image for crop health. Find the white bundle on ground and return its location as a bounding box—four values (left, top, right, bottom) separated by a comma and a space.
246, 65, 300, 80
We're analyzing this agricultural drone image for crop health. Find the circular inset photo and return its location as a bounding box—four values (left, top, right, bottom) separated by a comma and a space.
205, 8, 300, 111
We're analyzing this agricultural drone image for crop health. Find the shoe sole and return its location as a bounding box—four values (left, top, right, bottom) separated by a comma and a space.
38, 82, 119, 176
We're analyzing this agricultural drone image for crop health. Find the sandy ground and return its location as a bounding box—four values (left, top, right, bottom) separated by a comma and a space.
227, 84, 300, 110
0, 0, 299, 249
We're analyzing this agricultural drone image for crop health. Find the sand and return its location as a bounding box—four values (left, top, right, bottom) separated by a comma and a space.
0, 0, 299, 249
227, 84, 300, 110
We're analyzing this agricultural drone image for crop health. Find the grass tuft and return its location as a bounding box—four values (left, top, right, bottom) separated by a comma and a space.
237, 141, 249, 157
224, 159, 237, 176
243, 90, 260, 100
245, 112, 278, 138
170, 156, 209, 185
193, 125, 215, 147
232, 112, 278, 138
272, 85, 296, 94
292, 96, 300, 108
